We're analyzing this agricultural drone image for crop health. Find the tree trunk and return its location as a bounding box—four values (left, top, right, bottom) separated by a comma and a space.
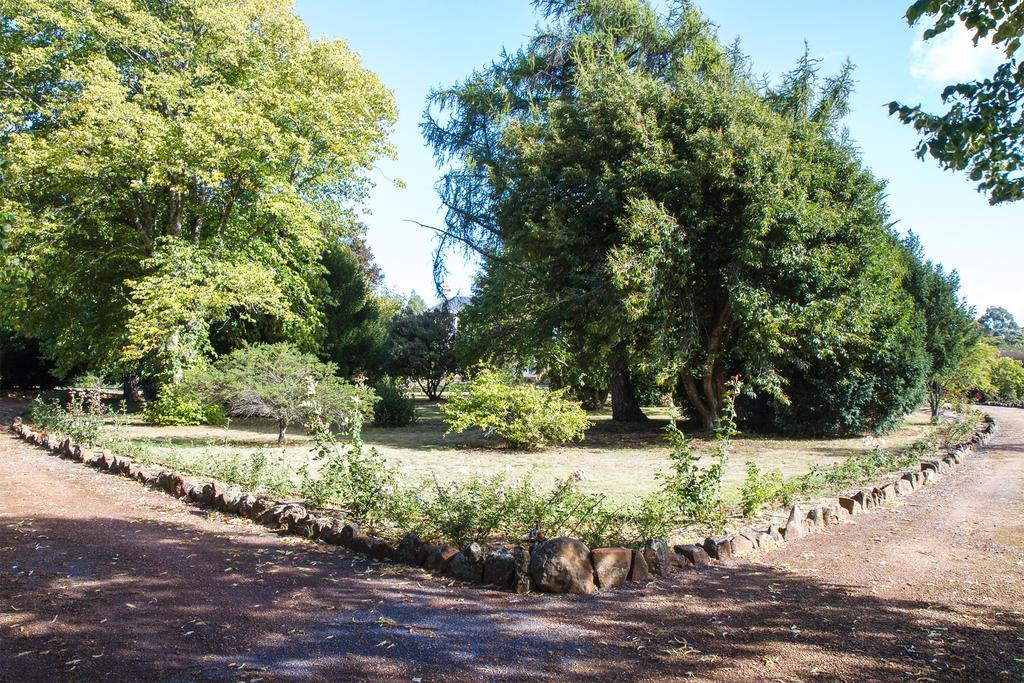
123, 373, 146, 405
678, 301, 734, 432
681, 373, 721, 431
277, 419, 287, 447
608, 343, 646, 422
928, 380, 942, 424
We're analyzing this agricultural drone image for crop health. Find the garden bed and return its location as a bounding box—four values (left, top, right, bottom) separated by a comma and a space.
98, 399, 936, 506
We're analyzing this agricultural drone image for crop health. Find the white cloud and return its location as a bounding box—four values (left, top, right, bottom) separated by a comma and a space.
910, 21, 1004, 84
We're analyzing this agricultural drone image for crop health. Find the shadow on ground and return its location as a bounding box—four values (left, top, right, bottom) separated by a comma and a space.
2, 511, 1020, 681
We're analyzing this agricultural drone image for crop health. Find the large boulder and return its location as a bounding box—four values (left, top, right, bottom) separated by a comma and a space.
529, 537, 596, 595
591, 548, 632, 590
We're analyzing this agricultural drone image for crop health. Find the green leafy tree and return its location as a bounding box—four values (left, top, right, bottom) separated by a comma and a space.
945, 338, 999, 395
427, 0, 929, 433
403, 292, 428, 316
191, 343, 376, 445
989, 355, 1024, 402
0, 0, 395, 381
900, 232, 979, 422
385, 306, 458, 400
979, 305, 1023, 345
890, 0, 1024, 203
320, 240, 400, 378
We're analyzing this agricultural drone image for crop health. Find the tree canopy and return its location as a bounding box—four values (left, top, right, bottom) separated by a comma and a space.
0, 0, 396, 382
385, 304, 459, 400
424, 0, 942, 433
979, 305, 1023, 345
890, 0, 1024, 203
319, 237, 401, 379
899, 233, 979, 421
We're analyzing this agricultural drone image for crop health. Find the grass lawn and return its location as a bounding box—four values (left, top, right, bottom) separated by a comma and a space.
104, 399, 936, 506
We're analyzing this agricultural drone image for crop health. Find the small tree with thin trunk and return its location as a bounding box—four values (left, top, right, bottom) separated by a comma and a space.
191, 343, 376, 445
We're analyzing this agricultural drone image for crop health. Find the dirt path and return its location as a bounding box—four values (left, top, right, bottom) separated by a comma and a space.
1, 400, 1022, 682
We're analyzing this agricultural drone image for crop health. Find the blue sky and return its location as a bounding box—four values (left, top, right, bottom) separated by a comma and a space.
296, 0, 1023, 320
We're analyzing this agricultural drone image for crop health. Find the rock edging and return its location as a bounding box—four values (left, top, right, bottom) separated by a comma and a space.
7, 413, 996, 595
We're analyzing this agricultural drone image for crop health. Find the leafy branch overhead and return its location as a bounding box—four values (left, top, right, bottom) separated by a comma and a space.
890, 0, 1024, 204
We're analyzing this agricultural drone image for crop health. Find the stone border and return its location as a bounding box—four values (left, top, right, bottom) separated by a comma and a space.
7, 413, 996, 595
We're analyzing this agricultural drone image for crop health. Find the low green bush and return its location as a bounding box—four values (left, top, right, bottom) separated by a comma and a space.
142, 383, 225, 426
26, 389, 108, 445
372, 378, 417, 427
205, 448, 293, 496
441, 367, 590, 449
740, 461, 790, 517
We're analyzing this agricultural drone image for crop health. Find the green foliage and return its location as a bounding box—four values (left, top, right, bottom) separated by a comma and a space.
945, 339, 1024, 405
419, 473, 537, 548
191, 343, 376, 445
385, 305, 458, 400
658, 420, 727, 526
426, 0, 931, 435
740, 461, 790, 517
738, 436, 938, 518
941, 407, 986, 447
142, 383, 225, 427
69, 372, 108, 390
979, 306, 1024, 348
371, 378, 418, 428
205, 449, 293, 498
656, 379, 741, 529
898, 232, 979, 422
890, 1, 1024, 203
25, 389, 108, 445
441, 368, 590, 449
320, 238, 400, 378
988, 356, 1024, 403
0, 0, 396, 378
298, 412, 418, 535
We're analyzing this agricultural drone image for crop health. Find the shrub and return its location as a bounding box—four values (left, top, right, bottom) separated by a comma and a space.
441, 367, 590, 449
372, 378, 417, 427
205, 448, 292, 496
299, 413, 417, 535
191, 343, 376, 445
69, 371, 107, 389
142, 383, 225, 426
740, 461, 790, 517
26, 389, 107, 445
658, 418, 727, 526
